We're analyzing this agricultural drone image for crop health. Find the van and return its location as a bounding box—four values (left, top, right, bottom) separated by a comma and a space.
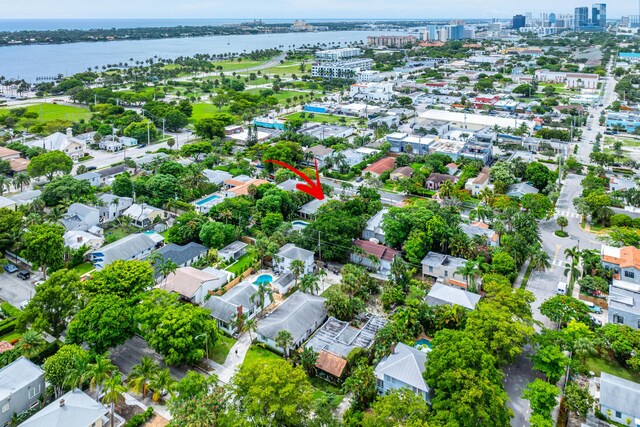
583, 300, 602, 314
557, 281, 567, 295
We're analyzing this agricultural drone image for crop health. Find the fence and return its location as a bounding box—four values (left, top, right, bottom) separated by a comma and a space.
211, 267, 255, 296
579, 293, 608, 309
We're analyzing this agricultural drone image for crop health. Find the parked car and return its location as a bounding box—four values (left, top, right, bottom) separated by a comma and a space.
86, 166, 97, 171
17, 270, 30, 280
3, 264, 18, 274
138, 143, 147, 148
590, 315, 602, 327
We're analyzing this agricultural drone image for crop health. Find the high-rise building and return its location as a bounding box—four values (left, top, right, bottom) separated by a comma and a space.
513, 14, 526, 30
574, 7, 589, 28
549, 13, 557, 25
592, 3, 607, 27
448, 25, 465, 41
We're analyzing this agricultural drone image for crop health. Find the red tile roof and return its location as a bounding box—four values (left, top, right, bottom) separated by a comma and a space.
354, 239, 399, 261
363, 157, 396, 176
315, 350, 347, 378
0, 341, 14, 354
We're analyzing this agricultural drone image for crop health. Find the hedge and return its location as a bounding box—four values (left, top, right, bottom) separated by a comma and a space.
124, 407, 154, 427
1, 303, 20, 318
0, 319, 18, 337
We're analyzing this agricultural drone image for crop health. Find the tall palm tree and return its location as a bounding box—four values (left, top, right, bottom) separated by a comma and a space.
290, 259, 306, 287
102, 373, 127, 427
127, 357, 158, 400
564, 246, 581, 268
159, 259, 178, 288
16, 331, 46, 358
87, 354, 116, 401
64, 353, 92, 390
251, 282, 273, 311
275, 330, 294, 358
456, 260, 480, 292
47, 206, 64, 222
0, 176, 9, 196
439, 180, 455, 199
149, 368, 176, 403
530, 248, 551, 272
317, 268, 327, 291
242, 317, 257, 342
12, 173, 30, 192
299, 274, 320, 295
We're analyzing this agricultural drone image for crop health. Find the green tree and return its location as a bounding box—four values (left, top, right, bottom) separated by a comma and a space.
563, 382, 594, 417
149, 368, 177, 402
540, 296, 591, 326
86, 354, 117, 401
343, 362, 380, 410
102, 373, 127, 427
43, 344, 90, 398
41, 174, 94, 206
83, 260, 155, 299
127, 356, 159, 399
16, 330, 46, 358
491, 252, 517, 277
170, 388, 226, 426
19, 269, 82, 337
531, 344, 569, 384
275, 329, 294, 358
362, 388, 431, 427
522, 378, 559, 419
22, 223, 65, 279
66, 294, 134, 353
199, 221, 236, 249
27, 150, 73, 180
229, 358, 314, 426
556, 216, 569, 233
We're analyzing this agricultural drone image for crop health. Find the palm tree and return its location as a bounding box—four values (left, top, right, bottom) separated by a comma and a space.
127, 357, 158, 400
439, 180, 455, 199
455, 260, 480, 292
102, 373, 127, 427
149, 368, 176, 403
64, 353, 91, 391
87, 354, 116, 401
564, 246, 581, 267
290, 259, 306, 287
159, 259, 178, 288
47, 206, 64, 222
0, 176, 9, 196
242, 317, 257, 342
16, 331, 46, 358
275, 330, 294, 358
12, 173, 30, 192
317, 268, 327, 291
299, 274, 320, 295
251, 282, 273, 311
530, 248, 552, 272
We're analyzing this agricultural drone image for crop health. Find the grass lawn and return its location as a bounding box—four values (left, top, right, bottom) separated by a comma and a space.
190, 103, 230, 122
284, 112, 359, 126
584, 356, 640, 384
261, 61, 306, 76
309, 377, 345, 409
244, 89, 311, 104
242, 344, 283, 367
0, 331, 21, 343
210, 334, 237, 364
27, 103, 92, 122
71, 262, 94, 276
103, 225, 136, 243
225, 248, 256, 277
212, 60, 264, 72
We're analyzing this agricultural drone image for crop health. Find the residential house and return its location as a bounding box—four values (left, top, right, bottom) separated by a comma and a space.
218, 241, 248, 262
63, 230, 104, 251
98, 135, 137, 151
374, 343, 431, 402
162, 267, 228, 304
460, 221, 498, 247
390, 166, 414, 181
257, 291, 327, 353
363, 208, 388, 244
426, 173, 459, 191
306, 314, 387, 382
0, 196, 17, 211
20, 388, 108, 427
426, 281, 481, 310
122, 204, 165, 227
9, 158, 29, 174
465, 168, 490, 196
506, 182, 539, 198
274, 243, 315, 275
421, 251, 470, 289
60, 203, 100, 232
205, 281, 267, 335
601, 245, 640, 284
351, 239, 399, 275
446, 163, 458, 175
223, 179, 269, 198
363, 157, 396, 178
90, 233, 157, 270
202, 169, 233, 186
271, 271, 296, 294
608, 279, 640, 329
96, 165, 128, 186
0, 357, 45, 427
152, 242, 208, 279
306, 145, 335, 168
133, 153, 168, 168
0, 147, 20, 161
27, 128, 87, 162
599, 373, 640, 426
74, 172, 101, 187
98, 194, 134, 222
299, 198, 329, 220
7, 190, 41, 207
277, 179, 303, 192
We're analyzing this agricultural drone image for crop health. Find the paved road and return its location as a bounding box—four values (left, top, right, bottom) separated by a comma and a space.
322, 177, 406, 206
0, 271, 37, 307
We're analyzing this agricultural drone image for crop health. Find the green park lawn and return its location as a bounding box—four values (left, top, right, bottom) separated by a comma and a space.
243, 88, 310, 104
190, 103, 229, 121
284, 112, 359, 126
584, 355, 640, 384
210, 334, 237, 364
26, 103, 92, 122
242, 344, 283, 367
261, 61, 306, 76
212, 59, 265, 72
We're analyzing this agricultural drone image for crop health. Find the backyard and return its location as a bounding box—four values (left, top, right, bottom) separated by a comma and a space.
210, 334, 237, 364
583, 355, 640, 384
225, 247, 257, 277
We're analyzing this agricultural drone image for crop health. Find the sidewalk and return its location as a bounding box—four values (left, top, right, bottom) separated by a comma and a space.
205, 332, 252, 384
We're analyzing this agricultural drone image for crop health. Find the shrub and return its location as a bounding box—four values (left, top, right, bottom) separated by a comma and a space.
124, 407, 154, 427
1, 302, 20, 318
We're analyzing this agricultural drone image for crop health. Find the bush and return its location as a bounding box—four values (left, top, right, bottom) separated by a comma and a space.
124, 407, 154, 427
1, 302, 21, 318
554, 230, 569, 238
0, 319, 18, 336
611, 214, 633, 228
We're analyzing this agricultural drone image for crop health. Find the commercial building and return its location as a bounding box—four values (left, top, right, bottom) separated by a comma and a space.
417, 110, 537, 133
513, 15, 526, 29
312, 58, 373, 79
315, 48, 362, 61
367, 35, 417, 47
592, 3, 607, 27
349, 82, 395, 101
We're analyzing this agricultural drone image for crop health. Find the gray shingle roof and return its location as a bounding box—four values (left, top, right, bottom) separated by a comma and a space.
20, 388, 106, 427
374, 343, 429, 393
299, 198, 328, 216
218, 241, 248, 257
155, 242, 207, 268
91, 233, 155, 266
420, 251, 467, 269
426, 282, 481, 310
257, 291, 326, 343
204, 281, 262, 323
600, 372, 640, 419
97, 165, 127, 178
277, 243, 314, 262
0, 356, 44, 401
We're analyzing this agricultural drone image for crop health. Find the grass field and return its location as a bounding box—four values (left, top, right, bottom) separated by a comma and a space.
242, 344, 283, 367
71, 262, 94, 276
210, 334, 237, 364
261, 61, 306, 76
225, 248, 257, 277
284, 112, 359, 126
243, 88, 311, 103
191, 103, 229, 121
1, 103, 92, 123
584, 356, 640, 384
212, 60, 264, 72
309, 377, 345, 409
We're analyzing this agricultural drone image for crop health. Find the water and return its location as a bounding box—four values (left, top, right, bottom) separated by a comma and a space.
291, 220, 310, 227
254, 274, 273, 285
195, 194, 222, 206
0, 29, 406, 81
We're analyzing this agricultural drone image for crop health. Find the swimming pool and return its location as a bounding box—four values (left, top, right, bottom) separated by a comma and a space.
254, 274, 273, 285
196, 194, 221, 206
415, 338, 432, 352
292, 220, 310, 227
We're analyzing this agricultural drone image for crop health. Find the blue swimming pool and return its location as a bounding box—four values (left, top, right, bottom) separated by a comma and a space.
196, 194, 221, 206
415, 339, 432, 352
254, 274, 273, 285
292, 220, 310, 227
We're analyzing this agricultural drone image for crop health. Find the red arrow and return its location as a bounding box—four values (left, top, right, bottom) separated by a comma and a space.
264, 159, 325, 200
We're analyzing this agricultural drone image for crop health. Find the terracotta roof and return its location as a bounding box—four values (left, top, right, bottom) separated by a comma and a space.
0, 341, 14, 354
0, 147, 20, 159
224, 179, 246, 187
427, 173, 459, 186
473, 172, 490, 185
603, 246, 640, 270
315, 350, 347, 378
470, 221, 489, 229
353, 239, 399, 262
227, 179, 269, 196
363, 157, 396, 176
391, 166, 413, 178
9, 158, 29, 172
449, 279, 468, 288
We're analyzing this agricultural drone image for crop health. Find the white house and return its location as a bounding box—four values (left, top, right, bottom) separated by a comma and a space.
599, 372, 640, 426
162, 267, 228, 305
204, 281, 268, 335
374, 342, 431, 402
60, 203, 100, 232
274, 244, 315, 275
98, 194, 134, 222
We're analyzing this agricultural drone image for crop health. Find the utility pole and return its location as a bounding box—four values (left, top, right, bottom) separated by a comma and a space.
147, 122, 150, 145
162, 118, 166, 141
318, 231, 322, 262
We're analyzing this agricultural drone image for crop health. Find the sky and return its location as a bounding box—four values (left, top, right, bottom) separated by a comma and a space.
2, 0, 635, 20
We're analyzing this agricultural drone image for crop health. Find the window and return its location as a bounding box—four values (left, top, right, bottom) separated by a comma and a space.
428, 266, 433, 273
613, 315, 625, 324
29, 401, 38, 409
2, 404, 9, 414
444, 270, 448, 277
624, 270, 635, 279
615, 411, 621, 418
28, 384, 41, 398
375, 378, 383, 388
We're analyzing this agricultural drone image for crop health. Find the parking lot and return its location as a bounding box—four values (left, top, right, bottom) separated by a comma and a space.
0, 266, 38, 308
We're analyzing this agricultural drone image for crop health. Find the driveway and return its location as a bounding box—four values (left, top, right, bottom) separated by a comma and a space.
110, 335, 189, 380
0, 267, 38, 307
